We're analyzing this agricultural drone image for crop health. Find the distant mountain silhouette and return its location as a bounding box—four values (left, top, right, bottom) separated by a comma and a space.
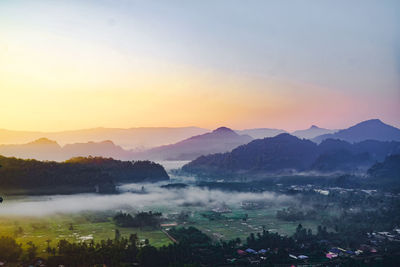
313, 119, 400, 143
62, 140, 132, 160
0, 127, 253, 161
292, 125, 336, 139
182, 133, 400, 177
235, 128, 286, 139
0, 138, 63, 161
132, 127, 253, 161
0, 127, 209, 150
0, 138, 132, 161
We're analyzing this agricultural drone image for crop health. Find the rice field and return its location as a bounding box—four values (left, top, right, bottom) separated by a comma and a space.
0, 199, 321, 258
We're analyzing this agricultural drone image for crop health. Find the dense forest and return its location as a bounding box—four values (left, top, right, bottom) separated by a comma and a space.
182, 134, 400, 177
1, 223, 399, 266
113, 212, 163, 228
0, 156, 169, 194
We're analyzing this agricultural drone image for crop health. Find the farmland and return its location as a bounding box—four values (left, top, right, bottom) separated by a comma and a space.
0, 203, 319, 258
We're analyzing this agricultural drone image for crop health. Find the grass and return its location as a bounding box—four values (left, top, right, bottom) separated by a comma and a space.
184, 207, 320, 242
0, 214, 172, 258
0, 203, 322, 258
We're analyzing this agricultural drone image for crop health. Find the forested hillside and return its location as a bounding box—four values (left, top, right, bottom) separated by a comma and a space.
0, 156, 169, 194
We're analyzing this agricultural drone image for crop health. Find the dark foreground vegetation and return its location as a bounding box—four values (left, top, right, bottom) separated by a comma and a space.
0, 156, 169, 194
1, 223, 399, 266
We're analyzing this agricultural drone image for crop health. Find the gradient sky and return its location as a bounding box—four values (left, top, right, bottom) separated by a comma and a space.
1, 0, 399, 131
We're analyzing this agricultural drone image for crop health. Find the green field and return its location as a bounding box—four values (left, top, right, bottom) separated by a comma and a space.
184, 207, 320, 242
0, 213, 172, 257
0, 204, 322, 259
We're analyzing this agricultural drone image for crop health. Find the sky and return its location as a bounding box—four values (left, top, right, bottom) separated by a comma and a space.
0, 0, 399, 131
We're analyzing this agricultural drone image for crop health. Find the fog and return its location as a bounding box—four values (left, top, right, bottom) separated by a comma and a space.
0, 183, 294, 216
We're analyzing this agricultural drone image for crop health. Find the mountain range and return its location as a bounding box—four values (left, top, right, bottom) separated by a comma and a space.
313, 119, 400, 143
235, 128, 286, 139
1, 119, 399, 162
131, 127, 253, 160
0, 138, 131, 161
291, 125, 336, 139
182, 133, 400, 177
0, 127, 209, 149
0, 127, 253, 161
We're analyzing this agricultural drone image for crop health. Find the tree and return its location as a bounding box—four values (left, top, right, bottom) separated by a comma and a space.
115, 229, 120, 241
26, 241, 37, 260
137, 246, 159, 267
46, 239, 52, 253
0, 236, 22, 262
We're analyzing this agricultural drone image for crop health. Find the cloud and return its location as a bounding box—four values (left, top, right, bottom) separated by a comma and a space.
0, 183, 294, 216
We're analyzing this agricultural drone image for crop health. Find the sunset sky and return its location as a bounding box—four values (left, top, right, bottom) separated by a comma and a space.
1, 0, 399, 131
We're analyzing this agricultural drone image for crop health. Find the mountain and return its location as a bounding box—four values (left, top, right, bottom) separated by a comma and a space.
292, 125, 336, 139
182, 133, 319, 176
132, 127, 253, 161
313, 119, 400, 143
368, 154, 400, 180
62, 140, 132, 160
365, 154, 400, 191
182, 133, 400, 177
0, 127, 209, 150
0, 138, 133, 161
235, 128, 286, 139
0, 156, 169, 194
0, 138, 63, 161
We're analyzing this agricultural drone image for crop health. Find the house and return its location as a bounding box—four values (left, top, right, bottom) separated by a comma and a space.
355, 250, 363, 255
326, 252, 338, 259
245, 248, 257, 254
258, 249, 268, 254
160, 223, 178, 227
237, 249, 247, 256
298, 255, 308, 260
329, 248, 341, 254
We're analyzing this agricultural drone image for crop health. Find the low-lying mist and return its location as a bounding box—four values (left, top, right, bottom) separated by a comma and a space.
0, 183, 294, 216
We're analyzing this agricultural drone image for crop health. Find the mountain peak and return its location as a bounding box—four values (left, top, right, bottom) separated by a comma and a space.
28, 138, 59, 146
310, 125, 319, 129
212, 127, 236, 134
100, 140, 115, 145
358, 119, 383, 126
348, 119, 390, 131
268, 133, 304, 142
313, 118, 400, 143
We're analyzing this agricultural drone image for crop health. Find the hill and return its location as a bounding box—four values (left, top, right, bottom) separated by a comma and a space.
62, 140, 132, 160
182, 133, 400, 177
368, 154, 400, 180
235, 128, 286, 139
363, 154, 400, 191
313, 119, 400, 143
0, 127, 208, 150
292, 125, 336, 139
0, 139, 133, 161
0, 138, 63, 161
0, 156, 169, 195
132, 127, 253, 161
